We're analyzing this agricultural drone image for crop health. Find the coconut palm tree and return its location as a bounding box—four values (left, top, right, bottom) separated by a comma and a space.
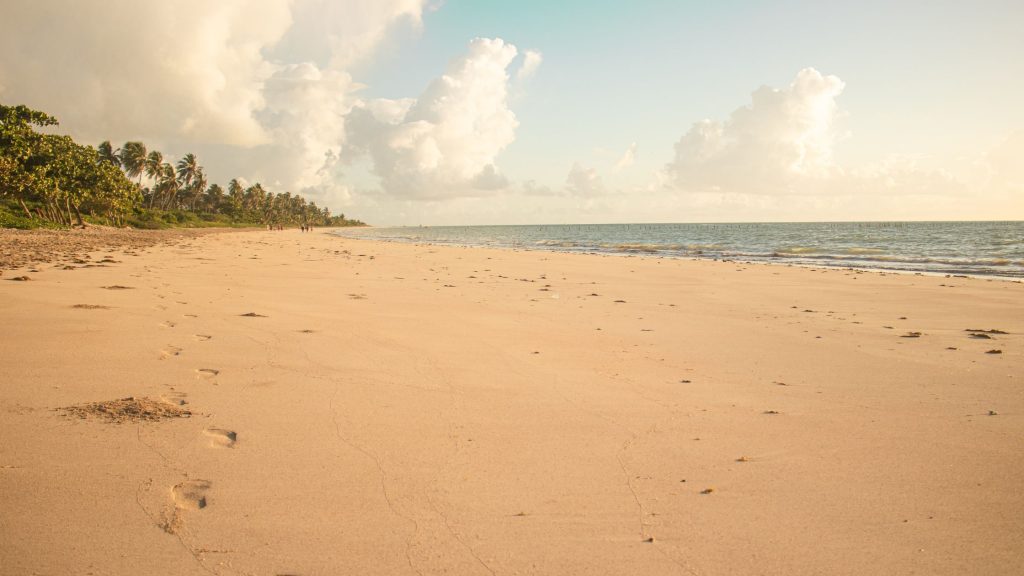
144, 151, 163, 180
189, 167, 207, 210
227, 178, 244, 217
98, 141, 120, 167
143, 151, 163, 207
175, 153, 198, 191
243, 183, 266, 216
157, 162, 179, 210
204, 183, 225, 213
117, 141, 147, 187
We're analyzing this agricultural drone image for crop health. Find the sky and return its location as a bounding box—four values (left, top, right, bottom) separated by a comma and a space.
1, 0, 1022, 225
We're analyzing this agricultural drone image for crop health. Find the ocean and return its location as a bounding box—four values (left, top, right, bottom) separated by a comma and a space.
332, 221, 1024, 279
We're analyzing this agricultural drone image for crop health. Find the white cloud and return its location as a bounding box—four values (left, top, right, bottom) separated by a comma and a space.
565, 162, 606, 197
344, 38, 522, 198
0, 0, 426, 201
255, 64, 356, 191
614, 142, 637, 171
0, 0, 295, 146
270, 0, 422, 69
666, 68, 847, 193
516, 50, 543, 82
663, 67, 967, 201
521, 180, 555, 197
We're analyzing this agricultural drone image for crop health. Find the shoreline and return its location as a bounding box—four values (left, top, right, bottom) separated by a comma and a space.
331, 233, 1024, 282
330, 221, 1024, 281
1, 229, 1021, 575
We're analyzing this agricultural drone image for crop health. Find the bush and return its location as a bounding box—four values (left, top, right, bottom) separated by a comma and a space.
0, 201, 64, 229
0, 205, 38, 229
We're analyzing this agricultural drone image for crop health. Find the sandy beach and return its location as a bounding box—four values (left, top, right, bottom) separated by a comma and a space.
1, 228, 1021, 575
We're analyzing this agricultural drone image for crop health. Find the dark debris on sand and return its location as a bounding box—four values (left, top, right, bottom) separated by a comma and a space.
0, 227, 226, 271
60, 397, 192, 423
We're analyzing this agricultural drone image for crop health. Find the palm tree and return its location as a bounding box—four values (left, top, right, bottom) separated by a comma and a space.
98, 141, 120, 167
118, 141, 147, 187
243, 183, 266, 215
144, 151, 163, 180
228, 179, 244, 217
204, 183, 225, 213
157, 163, 179, 210
143, 151, 163, 208
189, 167, 207, 210
175, 153, 198, 191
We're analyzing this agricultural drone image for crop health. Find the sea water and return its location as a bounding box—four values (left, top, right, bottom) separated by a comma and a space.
333, 221, 1024, 279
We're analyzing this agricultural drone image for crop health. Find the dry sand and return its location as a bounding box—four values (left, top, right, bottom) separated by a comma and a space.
1, 228, 1021, 575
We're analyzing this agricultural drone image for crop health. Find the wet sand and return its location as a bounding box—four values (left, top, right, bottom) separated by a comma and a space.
1, 228, 1021, 575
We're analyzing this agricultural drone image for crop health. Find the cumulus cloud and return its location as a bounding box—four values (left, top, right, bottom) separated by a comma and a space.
0, 0, 294, 146
255, 65, 356, 190
1, 3, 544, 208
615, 142, 637, 171
521, 180, 555, 197
270, 0, 423, 69
0, 0, 426, 200
666, 68, 847, 193
516, 50, 543, 82
664, 67, 965, 200
565, 163, 606, 197
343, 38, 525, 199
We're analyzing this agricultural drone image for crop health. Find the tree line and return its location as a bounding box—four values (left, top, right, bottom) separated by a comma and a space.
1, 103, 363, 229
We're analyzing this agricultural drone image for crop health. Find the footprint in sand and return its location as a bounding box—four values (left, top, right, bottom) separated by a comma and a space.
160, 346, 183, 359
172, 479, 211, 510
203, 428, 237, 448
196, 368, 220, 379
193, 334, 212, 341
160, 320, 177, 328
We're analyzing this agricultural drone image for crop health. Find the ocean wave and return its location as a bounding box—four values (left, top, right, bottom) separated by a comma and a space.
774, 246, 822, 255
333, 222, 1024, 279
684, 243, 726, 253
601, 243, 684, 253
729, 250, 1021, 270
843, 247, 886, 255
535, 239, 582, 248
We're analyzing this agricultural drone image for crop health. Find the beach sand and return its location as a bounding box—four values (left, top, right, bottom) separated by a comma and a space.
1, 228, 1021, 575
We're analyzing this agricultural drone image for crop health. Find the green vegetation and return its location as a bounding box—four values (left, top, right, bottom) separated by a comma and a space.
1, 103, 364, 230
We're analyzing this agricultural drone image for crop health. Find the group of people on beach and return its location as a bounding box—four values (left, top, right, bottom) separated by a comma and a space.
264, 224, 314, 232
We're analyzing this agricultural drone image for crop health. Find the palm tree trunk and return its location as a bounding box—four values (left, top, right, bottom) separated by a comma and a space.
71, 202, 84, 227
18, 198, 33, 220
64, 197, 78, 227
